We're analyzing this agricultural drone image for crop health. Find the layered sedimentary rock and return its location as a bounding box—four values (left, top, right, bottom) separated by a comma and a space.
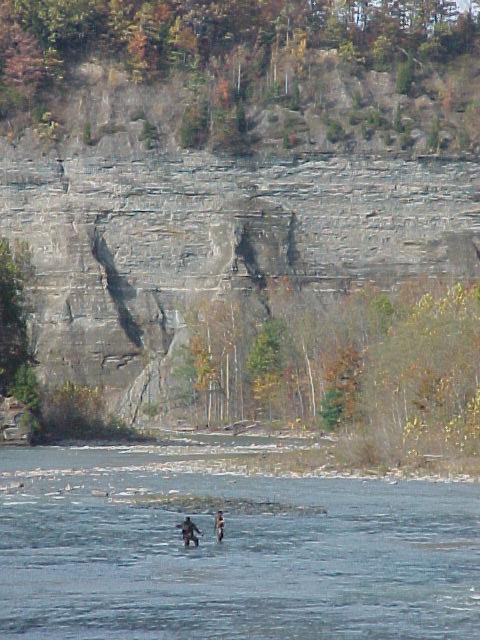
1, 143, 480, 422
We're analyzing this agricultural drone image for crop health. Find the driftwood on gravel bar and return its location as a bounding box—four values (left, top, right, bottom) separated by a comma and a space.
222, 420, 259, 435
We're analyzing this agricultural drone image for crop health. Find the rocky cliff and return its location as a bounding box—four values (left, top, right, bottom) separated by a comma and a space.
2, 132, 480, 423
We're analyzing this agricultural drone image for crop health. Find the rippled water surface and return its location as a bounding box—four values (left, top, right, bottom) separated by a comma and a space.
1, 442, 480, 639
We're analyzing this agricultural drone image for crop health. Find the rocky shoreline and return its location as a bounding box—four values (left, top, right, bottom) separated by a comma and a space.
3, 424, 479, 485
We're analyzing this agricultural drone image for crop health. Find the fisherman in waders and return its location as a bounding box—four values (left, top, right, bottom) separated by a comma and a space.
214, 510, 225, 542
177, 516, 202, 547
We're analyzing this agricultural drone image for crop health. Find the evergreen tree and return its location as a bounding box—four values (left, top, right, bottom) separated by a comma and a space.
0, 239, 29, 393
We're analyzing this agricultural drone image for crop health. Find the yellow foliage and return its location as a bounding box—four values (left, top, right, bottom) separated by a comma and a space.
190, 335, 216, 391
444, 386, 480, 454
36, 111, 61, 142
403, 415, 427, 445
291, 29, 307, 67
409, 284, 474, 325
252, 371, 282, 402
168, 16, 197, 55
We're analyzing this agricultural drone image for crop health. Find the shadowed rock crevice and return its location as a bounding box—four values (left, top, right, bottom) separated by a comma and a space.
91, 230, 143, 348
150, 292, 175, 355
235, 224, 267, 290
286, 212, 299, 269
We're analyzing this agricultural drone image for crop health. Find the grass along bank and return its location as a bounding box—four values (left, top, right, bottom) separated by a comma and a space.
147, 428, 480, 482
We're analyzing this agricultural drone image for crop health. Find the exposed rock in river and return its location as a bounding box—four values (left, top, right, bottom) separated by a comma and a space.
113, 492, 328, 516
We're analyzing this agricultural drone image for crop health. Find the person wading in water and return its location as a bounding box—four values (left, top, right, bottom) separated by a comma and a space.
214, 510, 225, 542
177, 516, 203, 547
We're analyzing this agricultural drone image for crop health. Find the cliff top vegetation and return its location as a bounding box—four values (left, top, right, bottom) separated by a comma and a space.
1, 0, 480, 155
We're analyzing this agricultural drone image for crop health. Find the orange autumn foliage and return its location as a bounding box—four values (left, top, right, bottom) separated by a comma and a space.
323, 345, 362, 421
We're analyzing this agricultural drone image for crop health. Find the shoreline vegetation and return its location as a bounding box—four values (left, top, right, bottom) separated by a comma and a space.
164, 426, 480, 482
22, 425, 479, 484
4, 231, 480, 479
164, 281, 480, 477
4, 234, 480, 479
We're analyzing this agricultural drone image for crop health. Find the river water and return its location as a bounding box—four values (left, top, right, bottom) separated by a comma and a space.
1, 440, 480, 639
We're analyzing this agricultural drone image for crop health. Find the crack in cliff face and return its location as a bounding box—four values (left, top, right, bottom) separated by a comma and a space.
151, 292, 175, 355
56, 158, 70, 193
286, 212, 299, 269
235, 223, 267, 290
91, 228, 144, 348
130, 366, 152, 426
472, 240, 480, 263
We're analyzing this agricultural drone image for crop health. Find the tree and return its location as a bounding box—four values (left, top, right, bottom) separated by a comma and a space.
108, 0, 138, 43
320, 389, 344, 429
178, 101, 209, 148
396, 55, 414, 95
12, 0, 106, 49
10, 363, 40, 411
0, 239, 30, 393
321, 345, 362, 427
3, 25, 44, 100
247, 318, 285, 418
371, 34, 394, 70
168, 15, 198, 64
247, 318, 284, 378
127, 27, 150, 80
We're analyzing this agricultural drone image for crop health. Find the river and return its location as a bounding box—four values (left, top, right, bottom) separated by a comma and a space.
1, 439, 480, 639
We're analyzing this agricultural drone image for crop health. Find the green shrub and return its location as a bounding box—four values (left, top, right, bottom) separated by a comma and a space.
178, 101, 209, 149
170, 346, 197, 408
456, 128, 470, 150
399, 132, 414, 150
366, 107, 388, 129
13, 0, 103, 50
371, 293, 395, 334
40, 381, 137, 443
143, 402, 160, 418
32, 104, 48, 123
348, 110, 364, 126
283, 130, 298, 149
418, 37, 443, 62
361, 122, 374, 140
393, 106, 405, 133
372, 35, 394, 71
0, 85, 24, 119
247, 319, 285, 378
82, 121, 94, 146
352, 92, 363, 109
320, 389, 344, 430
323, 14, 345, 48
210, 107, 247, 152
339, 41, 359, 63
289, 79, 301, 111
19, 410, 41, 440
139, 119, 158, 149
0, 239, 29, 391
381, 130, 394, 146
263, 81, 282, 106
426, 118, 440, 152
325, 118, 346, 144
10, 364, 40, 412
396, 57, 414, 95
236, 102, 247, 134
